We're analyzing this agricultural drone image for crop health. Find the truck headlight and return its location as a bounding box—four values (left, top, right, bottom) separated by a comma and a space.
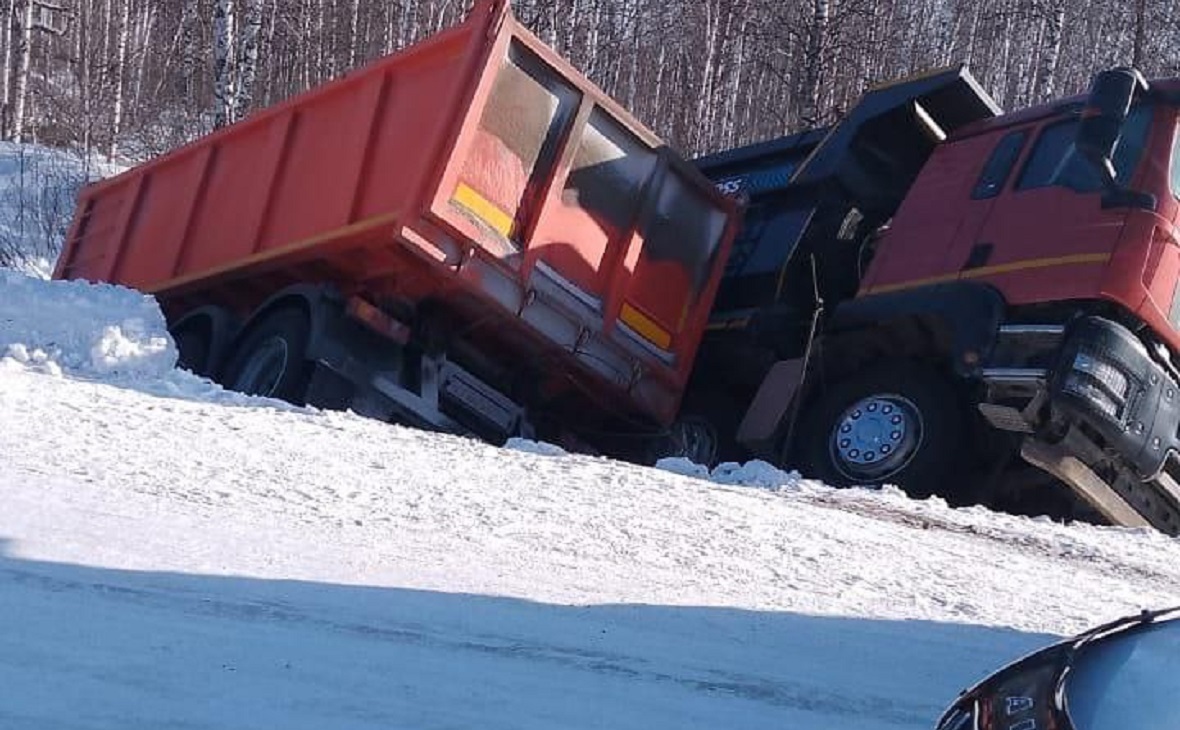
1062, 350, 1132, 418
1071, 352, 1129, 398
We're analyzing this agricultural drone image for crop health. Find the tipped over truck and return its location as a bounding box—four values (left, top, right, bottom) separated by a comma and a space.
56, 0, 1180, 535
55, 0, 739, 457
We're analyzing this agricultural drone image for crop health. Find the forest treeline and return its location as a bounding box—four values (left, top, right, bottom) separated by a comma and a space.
1, 0, 1179, 163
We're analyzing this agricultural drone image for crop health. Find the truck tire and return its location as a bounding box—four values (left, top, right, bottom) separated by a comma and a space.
172, 323, 212, 376
648, 391, 746, 467
218, 306, 312, 403
793, 361, 965, 498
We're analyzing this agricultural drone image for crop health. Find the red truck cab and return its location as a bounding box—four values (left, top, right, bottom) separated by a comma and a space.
696, 68, 1180, 533
865, 79, 1180, 338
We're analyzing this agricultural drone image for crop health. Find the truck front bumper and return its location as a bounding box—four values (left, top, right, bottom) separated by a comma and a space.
1049, 316, 1180, 480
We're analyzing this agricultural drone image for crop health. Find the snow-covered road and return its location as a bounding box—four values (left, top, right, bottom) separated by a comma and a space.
3, 271, 1180, 729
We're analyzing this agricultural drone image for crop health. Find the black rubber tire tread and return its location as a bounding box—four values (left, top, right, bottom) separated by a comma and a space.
793, 360, 966, 498
217, 306, 312, 404
171, 322, 212, 376
678, 389, 747, 466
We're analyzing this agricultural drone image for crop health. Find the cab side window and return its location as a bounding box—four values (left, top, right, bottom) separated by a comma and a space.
971, 130, 1028, 199
1017, 104, 1153, 194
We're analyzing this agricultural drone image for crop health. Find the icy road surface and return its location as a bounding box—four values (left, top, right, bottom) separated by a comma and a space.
3, 270, 1180, 729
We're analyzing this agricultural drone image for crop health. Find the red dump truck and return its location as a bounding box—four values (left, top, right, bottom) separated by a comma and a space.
55, 0, 1180, 535
55, 0, 738, 454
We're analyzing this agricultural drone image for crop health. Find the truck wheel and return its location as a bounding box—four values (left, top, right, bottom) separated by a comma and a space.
172, 323, 212, 376
218, 307, 311, 403
651, 391, 745, 467
793, 362, 965, 498
663, 414, 721, 466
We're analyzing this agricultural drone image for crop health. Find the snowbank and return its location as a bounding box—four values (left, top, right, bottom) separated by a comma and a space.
0, 269, 176, 379
0, 269, 284, 409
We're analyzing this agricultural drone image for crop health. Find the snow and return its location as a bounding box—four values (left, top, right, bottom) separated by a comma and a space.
3, 266, 1180, 728
658, 456, 809, 491
0, 269, 175, 378
0, 142, 120, 278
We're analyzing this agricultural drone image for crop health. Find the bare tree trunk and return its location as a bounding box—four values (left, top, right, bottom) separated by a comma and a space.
1132, 0, 1147, 68
11, 0, 34, 142
1035, 0, 1066, 99
214, 0, 237, 128
109, 0, 132, 156
1, 0, 14, 137
132, 4, 154, 115
348, 0, 361, 68
178, 0, 199, 98
78, 0, 92, 162
234, 0, 263, 120
803, 0, 829, 124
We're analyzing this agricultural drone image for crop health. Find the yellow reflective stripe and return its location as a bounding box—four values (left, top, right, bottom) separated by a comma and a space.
621, 303, 672, 350
452, 182, 514, 238
864, 253, 1112, 295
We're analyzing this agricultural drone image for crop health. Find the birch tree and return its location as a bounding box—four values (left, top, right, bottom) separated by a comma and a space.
1034, 0, 1066, 99
10, 0, 33, 141
234, 0, 263, 121
108, 0, 131, 156
213, 0, 236, 127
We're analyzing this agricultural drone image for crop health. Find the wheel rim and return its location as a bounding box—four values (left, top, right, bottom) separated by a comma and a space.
233, 336, 289, 397
828, 394, 924, 482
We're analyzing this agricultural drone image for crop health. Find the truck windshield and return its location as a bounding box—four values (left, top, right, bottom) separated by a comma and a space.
1017, 104, 1153, 193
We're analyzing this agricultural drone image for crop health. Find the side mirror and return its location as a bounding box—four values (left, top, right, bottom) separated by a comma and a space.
1076, 68, 1148, 188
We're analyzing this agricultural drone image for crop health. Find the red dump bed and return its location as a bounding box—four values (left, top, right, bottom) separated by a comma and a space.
55, 0, 737, 427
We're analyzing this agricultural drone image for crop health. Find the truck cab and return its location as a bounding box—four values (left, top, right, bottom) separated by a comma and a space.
693, 67, 1180, 534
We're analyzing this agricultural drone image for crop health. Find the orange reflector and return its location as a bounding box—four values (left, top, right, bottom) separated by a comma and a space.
346, 297, 411, 345
452, 182, 514, 238
620, 303, 672, 350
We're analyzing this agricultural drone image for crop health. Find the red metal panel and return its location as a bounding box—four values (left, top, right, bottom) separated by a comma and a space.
114, 150, 208, 288
178, 122, 275, 276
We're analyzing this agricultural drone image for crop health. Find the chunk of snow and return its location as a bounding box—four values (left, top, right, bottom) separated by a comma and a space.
655, 456, 711, 479
0, 269, 176, 379
710, 460, 803, 490
504, 437, 568, 457
656, 457, 804, 491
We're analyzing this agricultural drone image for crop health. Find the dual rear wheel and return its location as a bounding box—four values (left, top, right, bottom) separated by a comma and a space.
173, 306, 312, 403
218, 307, 312, 401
